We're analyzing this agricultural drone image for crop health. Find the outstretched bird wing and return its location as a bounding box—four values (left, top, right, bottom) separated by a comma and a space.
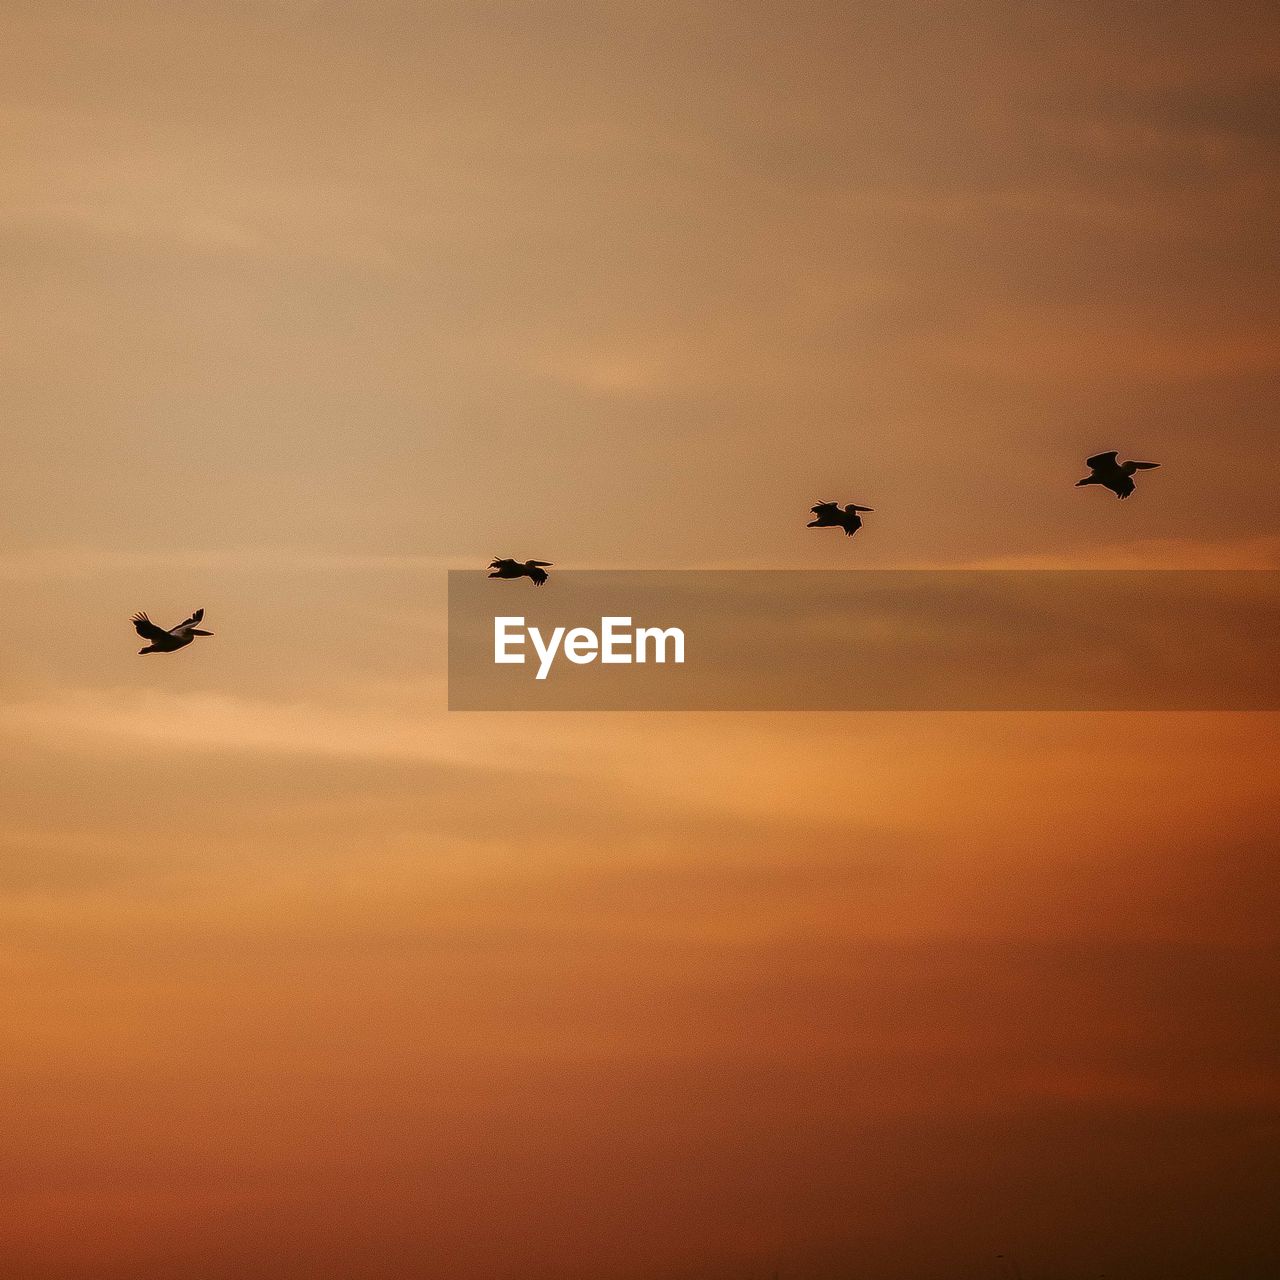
810, 502, 838, 516
131, 613, 169, 641
174, 608, 204, 630
1085, 451, 1118, 469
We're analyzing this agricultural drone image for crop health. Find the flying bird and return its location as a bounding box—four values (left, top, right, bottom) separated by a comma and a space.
1076, 451, 1160, 499
488, 558, 553, 586
131, 608, 213, 654
808, 501, 874, 537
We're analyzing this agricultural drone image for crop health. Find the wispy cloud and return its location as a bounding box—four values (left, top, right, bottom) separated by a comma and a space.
961, 533, 1280, 569
0, 546, 458, 582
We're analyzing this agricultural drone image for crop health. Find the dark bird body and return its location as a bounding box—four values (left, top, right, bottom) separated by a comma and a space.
1076, 451, 1160, 499
808, 501, 874, 537
132, 608, 213, 654
488, 558, 553, 586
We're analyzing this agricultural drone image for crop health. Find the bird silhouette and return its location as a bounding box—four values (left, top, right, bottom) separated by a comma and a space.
131, 608, 213, 654
808, 501, 874, 537
1076, 451, 1160, 499
488, 558, 553, 586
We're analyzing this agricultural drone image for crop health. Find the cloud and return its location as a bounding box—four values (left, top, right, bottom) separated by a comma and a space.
0, 546, 457, 582
963, 533, 1280, 569
933, 311, 1280, 383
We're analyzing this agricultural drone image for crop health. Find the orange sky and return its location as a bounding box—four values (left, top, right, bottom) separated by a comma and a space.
1, 3, 1278, 1277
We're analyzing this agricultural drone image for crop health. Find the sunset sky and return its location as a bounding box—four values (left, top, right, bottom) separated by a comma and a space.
1, 3, 1278, 1277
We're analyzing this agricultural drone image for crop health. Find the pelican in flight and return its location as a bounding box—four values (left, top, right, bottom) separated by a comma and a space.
808, 501, 874, 537
131, 608, 213, 654
1076, 451, 1160, 499
488, 558, 553, 586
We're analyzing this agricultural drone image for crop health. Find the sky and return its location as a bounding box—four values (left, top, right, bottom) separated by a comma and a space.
1, 2, 1278, 1277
